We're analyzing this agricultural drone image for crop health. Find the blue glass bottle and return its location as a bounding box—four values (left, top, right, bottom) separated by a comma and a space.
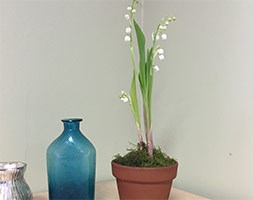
47, 118, 96, 200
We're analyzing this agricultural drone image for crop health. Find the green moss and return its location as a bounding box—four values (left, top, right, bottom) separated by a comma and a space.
113, 144, 177, 167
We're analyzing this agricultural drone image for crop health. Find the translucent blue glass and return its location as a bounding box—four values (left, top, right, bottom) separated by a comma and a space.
47, 118, 96, 200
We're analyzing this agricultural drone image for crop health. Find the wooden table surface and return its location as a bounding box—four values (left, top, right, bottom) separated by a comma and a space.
33, 181, 209, 200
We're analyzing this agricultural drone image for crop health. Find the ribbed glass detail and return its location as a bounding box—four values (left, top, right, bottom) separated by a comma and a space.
0, 162, 32, 200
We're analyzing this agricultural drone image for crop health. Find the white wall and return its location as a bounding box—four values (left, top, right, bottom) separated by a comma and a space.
144, 0, 253, 199
1, 0, 253, 199
0, 0, 137, 193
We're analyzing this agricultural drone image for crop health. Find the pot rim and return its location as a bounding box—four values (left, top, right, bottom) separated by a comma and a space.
111, 160, 178, 183
111, 160, 178, 170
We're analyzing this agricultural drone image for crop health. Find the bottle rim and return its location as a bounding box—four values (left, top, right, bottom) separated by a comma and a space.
61, 118, 83, 123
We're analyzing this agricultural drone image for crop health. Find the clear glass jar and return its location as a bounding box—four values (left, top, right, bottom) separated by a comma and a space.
0, 162, 32, 200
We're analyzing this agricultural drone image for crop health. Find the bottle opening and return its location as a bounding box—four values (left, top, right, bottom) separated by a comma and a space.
61, 118, 83, 123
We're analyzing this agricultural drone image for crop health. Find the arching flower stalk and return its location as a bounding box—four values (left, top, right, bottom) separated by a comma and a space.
121, 0, 175, 157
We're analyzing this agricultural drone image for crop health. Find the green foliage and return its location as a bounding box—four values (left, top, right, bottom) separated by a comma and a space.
122, 0, 176, 157
134, 19, 153, 145
113, 144, 177, 167
129, 71, 141, 128
133, 19, 146, 97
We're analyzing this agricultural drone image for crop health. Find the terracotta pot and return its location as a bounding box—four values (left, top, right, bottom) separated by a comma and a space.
111, 161, 178, 200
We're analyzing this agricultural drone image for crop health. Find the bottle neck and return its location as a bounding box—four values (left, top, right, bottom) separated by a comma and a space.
63, 122, 80, 131
62, 118, 83, 132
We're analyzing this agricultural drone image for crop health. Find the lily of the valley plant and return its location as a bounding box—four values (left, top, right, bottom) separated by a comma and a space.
120, 0, 175, 157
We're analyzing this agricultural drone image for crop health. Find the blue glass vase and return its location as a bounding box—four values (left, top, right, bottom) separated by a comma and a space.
47, 118, 96, 200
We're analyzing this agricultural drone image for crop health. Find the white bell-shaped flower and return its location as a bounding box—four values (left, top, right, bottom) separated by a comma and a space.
125, 27, 132, 34
125, 14, 130, 20
157, 48, 164, 55
159, 54, 165, 60
154, 65, 160, 72
124, 35, 131, 42
161, 33, 167, 40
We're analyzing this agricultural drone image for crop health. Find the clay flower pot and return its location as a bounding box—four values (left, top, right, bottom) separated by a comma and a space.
111, 161, 178, 200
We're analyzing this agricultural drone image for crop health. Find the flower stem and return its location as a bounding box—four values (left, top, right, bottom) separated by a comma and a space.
129, 0, 143, 145
137, 125, 143, 144
129, 0, 138, 74
148, 128, 153, 156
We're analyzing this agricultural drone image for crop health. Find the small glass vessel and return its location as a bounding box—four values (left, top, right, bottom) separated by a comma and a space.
0, 162, 32, 200
47, 118, 96, 200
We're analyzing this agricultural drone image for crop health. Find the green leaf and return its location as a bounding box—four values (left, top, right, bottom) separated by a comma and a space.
146, 49, 154, 127
130, 71, 141, 127
146, 48, 154, 97
133, 19, 146, 94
